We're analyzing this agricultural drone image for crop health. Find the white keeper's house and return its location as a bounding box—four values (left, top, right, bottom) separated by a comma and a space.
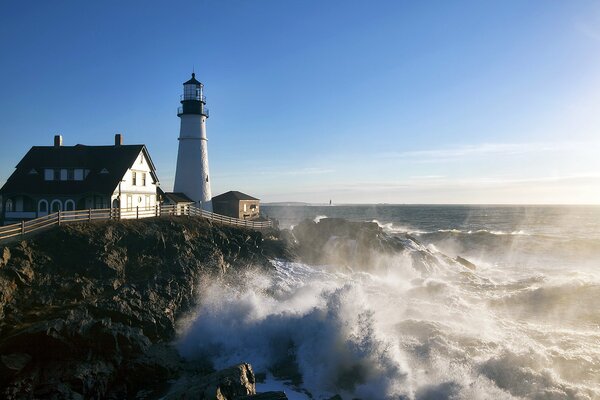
0, 134, 159, 225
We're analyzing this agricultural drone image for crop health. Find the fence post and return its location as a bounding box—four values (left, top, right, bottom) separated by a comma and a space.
136, 206, 139, 219
58, 210, 61, 226
21, 220, 25, 236
88, 209, 92, 221
155, 204, 158, 217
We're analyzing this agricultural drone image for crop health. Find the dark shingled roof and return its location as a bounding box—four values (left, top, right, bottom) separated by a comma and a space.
212, 191, 259, 202
162, 191, 194, 204
0, 144, 158, 196
184, 73, 201, 86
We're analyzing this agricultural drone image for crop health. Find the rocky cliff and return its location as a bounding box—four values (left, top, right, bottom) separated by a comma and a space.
0, 216, 472, 399
0, 217, 286, 399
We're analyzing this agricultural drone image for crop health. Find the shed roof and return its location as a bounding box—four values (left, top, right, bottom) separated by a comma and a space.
212, 191, 259, 202
162, 191, 194, 204
0, 144, 158, 196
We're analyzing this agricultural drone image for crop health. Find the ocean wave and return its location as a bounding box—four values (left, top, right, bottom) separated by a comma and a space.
176, 246, 600, 399
174, 217, 600, 399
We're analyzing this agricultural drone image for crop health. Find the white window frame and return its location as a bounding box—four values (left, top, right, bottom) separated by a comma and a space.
65, 199, 75, 211
50, 200, 62, 212
38, 199, 48, 213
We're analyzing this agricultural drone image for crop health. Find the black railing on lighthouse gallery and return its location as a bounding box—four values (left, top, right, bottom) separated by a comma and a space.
180, 94, 206, 102
177, 106, 209, 117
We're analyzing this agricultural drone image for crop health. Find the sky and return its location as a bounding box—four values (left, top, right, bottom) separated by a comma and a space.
0, 0, 599, 204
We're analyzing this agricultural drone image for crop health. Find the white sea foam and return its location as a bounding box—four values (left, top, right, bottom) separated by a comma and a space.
314, 215, 328, 223
177, 228, 600, 399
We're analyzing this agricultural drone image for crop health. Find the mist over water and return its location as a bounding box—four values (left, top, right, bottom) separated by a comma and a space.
178, 205, 600, 399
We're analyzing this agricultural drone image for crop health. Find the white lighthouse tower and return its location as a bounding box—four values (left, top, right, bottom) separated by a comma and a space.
173, 73, 212, 211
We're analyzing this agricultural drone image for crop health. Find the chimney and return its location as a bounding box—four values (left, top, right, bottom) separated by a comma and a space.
54, 135, 63, 147
115, 133, 123, 146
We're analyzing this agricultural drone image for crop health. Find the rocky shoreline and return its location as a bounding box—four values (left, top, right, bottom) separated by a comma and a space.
0, 217, 291, 399
0, 216, 474, 399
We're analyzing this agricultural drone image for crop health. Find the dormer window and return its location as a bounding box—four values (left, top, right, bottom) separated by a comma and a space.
74, 169, 84, 180
44, 169, 53, 181
100, 168, 109, 174
29, 168, 38, 175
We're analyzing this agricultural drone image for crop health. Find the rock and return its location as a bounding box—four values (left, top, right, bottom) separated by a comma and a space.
0, 217, 285, 399
164, 363, 256, 400
290, 218, 406, 269
0, 247, 10, 268
240, 392, 288, 400
0, 353, 32, 387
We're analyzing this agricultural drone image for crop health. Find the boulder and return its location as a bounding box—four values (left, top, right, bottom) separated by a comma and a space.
164, 363, 256, 400
240, 392, 288, 400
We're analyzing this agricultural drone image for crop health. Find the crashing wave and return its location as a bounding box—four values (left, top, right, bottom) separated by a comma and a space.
177, 217, 600, 399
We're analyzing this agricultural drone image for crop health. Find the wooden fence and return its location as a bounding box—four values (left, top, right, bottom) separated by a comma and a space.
0, 204, 272, 242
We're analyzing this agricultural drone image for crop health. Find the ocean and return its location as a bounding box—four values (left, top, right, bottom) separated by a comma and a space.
178, 205, 600, 399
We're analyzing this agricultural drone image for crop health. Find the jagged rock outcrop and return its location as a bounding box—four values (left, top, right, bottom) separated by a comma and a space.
164, 363, 256, 400
240, 392, 288, 400
289, 218, 476, 274
0, 217, 288, 399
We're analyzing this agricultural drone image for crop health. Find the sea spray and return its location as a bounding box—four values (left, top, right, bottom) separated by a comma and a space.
178, 211, 600, 399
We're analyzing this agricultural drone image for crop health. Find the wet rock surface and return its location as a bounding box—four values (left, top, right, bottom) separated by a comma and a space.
288, 218, 478, 275
0, 215, 469, 399
0, 217, 287, 399
164, 363, 257, 400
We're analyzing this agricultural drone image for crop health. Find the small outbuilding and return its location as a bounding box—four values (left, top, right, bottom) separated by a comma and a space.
158, 188, 195, 207
212, 191, 260, 220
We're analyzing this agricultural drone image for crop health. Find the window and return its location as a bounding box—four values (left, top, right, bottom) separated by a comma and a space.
132, 171, 137, 186
65, 200, 75, 211
50, 200, 62, 212
29, 168, 38, 175
243, 203, 247, 212
38, 200, 48, 213
74, 169, 84, 180
6, 199, 13, 212
141, 173, 146, 186
100, 168, 109, 174
127, 195, 133, 210
44, 169, 53, 181
60, 169, 68, 181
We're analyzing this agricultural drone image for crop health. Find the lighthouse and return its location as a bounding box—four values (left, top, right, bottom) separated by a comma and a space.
173, 73, 212, 211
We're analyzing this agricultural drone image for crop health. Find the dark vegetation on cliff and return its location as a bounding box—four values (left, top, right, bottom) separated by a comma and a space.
0, 217, 288, 399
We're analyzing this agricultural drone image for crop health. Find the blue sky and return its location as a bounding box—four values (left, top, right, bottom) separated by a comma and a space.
1, 1, 599, 204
